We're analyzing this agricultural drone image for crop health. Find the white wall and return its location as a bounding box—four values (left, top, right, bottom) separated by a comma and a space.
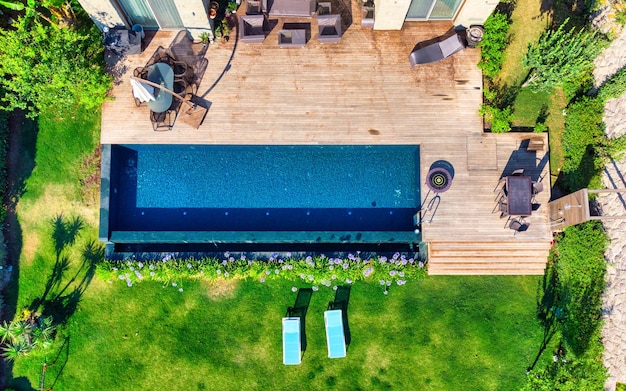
172, 0, 213, 41
78, 0, 127, 30
373, 0, 412, 30
454, 0, 499, 27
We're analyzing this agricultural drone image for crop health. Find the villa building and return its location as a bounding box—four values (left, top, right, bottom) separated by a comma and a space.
78, 0, 497, 38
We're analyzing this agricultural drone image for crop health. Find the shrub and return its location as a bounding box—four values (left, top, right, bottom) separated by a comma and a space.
98, 253, 427, 292
533, 123, 547, 133
523, 221, 609, 390
478, 11, 511, 79
560, 97, 606, 191
554, 222, 608, 355
0, 14, 112, 118
597, 65, 626, 103
480, 104, 513, 133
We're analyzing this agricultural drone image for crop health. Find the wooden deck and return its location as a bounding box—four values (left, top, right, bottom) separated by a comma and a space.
101, 10, 553, 274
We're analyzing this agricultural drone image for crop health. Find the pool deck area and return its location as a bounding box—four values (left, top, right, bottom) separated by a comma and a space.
101, 15, 553, 274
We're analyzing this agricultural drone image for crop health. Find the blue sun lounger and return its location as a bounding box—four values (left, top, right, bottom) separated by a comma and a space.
282, 317, 302, 365
324, 310, 346, 358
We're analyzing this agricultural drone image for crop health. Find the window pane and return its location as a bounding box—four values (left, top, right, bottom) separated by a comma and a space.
428, 0, 462, 19
146, 0, 184, 29
406, 0, 434, 19
119, 0, 158, 28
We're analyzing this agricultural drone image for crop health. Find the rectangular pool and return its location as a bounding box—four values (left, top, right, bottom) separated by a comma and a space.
101, 145, 420, 248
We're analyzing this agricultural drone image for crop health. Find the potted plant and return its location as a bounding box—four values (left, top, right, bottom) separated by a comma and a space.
199, 32, 210, 46
220, 18, 231, 42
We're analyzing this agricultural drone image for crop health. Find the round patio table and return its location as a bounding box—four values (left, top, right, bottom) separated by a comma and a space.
146, 63, 173, 113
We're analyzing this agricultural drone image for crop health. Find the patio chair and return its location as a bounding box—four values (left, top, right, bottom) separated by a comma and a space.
239, 15, 267, 43
324, 309, 346, 359
150, 110, 173, 131
408, 33, 465, 67
508, 219, 528, 235
532, 181, 544, 203
282, 317, 302, 365
317, 14, 342, 43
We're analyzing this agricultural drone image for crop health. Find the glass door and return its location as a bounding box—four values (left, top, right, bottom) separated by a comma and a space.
405, 0, 462, 20
119, 0, 159, 28
119, 0, 183, 29
146, 0, 184, 29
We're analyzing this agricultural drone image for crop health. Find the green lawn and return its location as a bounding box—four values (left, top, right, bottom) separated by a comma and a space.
6, 106, 554, 390
13, 276, 549, 390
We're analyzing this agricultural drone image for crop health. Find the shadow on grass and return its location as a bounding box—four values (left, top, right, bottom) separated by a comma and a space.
1, 110, 38, 390
527, 260, 558, 371
287, 288, 313, 354
328, 285, 351, 347
30, 218, 103, 325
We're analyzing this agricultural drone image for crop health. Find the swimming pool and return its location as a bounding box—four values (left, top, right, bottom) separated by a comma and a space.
101, 144, 421, 249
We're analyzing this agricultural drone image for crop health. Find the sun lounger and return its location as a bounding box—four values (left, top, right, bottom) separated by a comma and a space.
408, 34, 465, 67
282, 317, 302, 365
324, 310, 346, 358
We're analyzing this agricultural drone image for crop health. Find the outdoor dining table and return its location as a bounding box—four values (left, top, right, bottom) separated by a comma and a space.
146, 62, 173, 113
505, 175, 532, 216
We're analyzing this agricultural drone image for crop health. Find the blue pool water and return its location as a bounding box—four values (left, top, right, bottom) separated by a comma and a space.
108, 145, 420, 233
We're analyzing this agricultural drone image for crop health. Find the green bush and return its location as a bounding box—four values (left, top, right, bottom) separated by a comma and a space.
561, 97, 606, 191
0, 14, 112, 118
523, 221, 609, 390
597, 65, 626, 103
555, 222, 608, 355
478, 11, 511, 79
480, 104, 513, 133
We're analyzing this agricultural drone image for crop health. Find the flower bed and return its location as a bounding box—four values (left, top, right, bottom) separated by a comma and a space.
98, 252, 427, 293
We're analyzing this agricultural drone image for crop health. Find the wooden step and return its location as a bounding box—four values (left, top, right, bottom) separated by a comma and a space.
426, 240, 550, 275
429, 249, 549, 258
428, 241, 552, 251
428, 267, 546, 275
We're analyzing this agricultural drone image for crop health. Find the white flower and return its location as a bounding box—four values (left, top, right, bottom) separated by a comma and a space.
172, 282, 178, 287
312, 286, 319, 291
179, 288, 184, 292
333, 286, 338, 291
150, 271, 155, 277
224, 272, 229, 277
292, 287, 297, 292
383, 290, 388, 295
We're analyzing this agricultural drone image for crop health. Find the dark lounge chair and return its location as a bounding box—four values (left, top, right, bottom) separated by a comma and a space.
408, 34, 465, 67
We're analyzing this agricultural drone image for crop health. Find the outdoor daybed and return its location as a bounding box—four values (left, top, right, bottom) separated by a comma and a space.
408, 34, 466, 67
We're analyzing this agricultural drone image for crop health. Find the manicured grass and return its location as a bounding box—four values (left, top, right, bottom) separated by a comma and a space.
12, 277, 549, 390
498, 0, 550, 86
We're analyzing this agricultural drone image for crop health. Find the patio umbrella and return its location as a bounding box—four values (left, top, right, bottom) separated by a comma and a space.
130, 78, 155, 103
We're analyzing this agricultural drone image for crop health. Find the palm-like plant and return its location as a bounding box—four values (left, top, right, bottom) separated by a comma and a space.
3, 339, 30, 361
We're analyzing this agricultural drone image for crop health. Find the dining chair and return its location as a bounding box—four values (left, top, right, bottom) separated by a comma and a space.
508, 219, 528, 235
532, 181, 544, 202
511, 168, 524, 176
150, 110, 173, 131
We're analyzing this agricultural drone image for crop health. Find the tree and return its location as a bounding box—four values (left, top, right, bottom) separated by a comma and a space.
522, 20, 601, 92
0, 14, 111, 118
